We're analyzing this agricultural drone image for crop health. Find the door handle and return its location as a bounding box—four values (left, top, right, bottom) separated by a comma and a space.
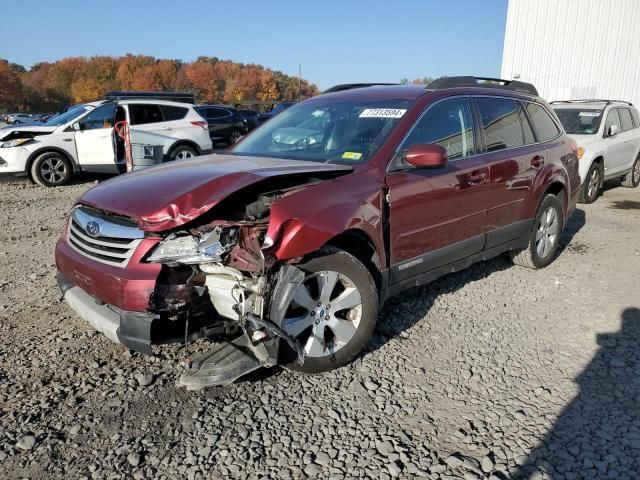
467, 171, 487, 185
531, 155, 545, 168
161, 126, 172, 130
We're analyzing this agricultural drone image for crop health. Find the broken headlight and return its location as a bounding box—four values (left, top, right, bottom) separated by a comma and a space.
147, 228, 230, 265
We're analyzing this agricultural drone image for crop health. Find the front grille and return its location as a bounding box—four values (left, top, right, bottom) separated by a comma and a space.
67, 207, 144, 268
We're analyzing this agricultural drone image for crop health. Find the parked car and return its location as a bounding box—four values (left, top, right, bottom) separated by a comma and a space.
195, 105, 248, 145
551, 99, 640, 203
257, 101, 296, 125
55, 77, 579, 388
239, 109, 260, 131
0, 93, 212, 186
7, 113, 35, 124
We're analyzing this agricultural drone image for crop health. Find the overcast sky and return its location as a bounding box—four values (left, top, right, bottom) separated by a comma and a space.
0, 0, 508, 90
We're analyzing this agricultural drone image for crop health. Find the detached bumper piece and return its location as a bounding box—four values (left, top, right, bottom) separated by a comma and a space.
178, 335, 262, 390
179, 265, 306, 390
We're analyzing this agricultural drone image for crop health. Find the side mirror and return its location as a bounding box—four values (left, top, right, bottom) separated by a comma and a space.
405, 143, 448, 168
72, 122, 82, 131
608, 124, 619, 137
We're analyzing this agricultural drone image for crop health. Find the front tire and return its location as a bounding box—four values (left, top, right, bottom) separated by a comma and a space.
579, 161, 603, 203
169, 145, 198, 161
278, 247, 378, 373
30, 152, 73, 187
621, 155, 640, 188
510, 194, 563, 269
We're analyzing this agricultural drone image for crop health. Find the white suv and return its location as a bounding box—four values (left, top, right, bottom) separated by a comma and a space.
0, 97, 213, 187
552, 100, 640, 203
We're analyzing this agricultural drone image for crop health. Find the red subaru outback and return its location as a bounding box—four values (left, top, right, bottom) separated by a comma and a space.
55, 77, 580, 388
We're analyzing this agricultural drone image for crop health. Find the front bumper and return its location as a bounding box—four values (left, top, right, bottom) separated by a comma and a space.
0, 147, 30, 174
57, 272, 159, 354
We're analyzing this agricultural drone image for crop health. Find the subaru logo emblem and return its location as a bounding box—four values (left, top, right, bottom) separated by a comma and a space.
86, 221, 100, 237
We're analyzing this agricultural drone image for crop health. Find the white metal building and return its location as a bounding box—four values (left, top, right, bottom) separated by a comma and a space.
501, 0, 640, 106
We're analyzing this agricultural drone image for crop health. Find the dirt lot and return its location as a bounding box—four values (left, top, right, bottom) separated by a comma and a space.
0, 174, 639, 480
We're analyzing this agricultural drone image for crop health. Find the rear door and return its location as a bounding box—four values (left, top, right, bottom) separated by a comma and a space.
476, 97, 558, 247
126, 103, 174, 152
74, 103, 117, 169
602, 108, 628, 175
386, 96, 490, 284
617, 107, 638, 171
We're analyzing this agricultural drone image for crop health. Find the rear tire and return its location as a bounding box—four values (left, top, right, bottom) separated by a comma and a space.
510, 194, 563, 269
579, 161, 603, 204
227, 130, 242, 145
278, 246, 378, 373
621, 155, 640, 188
169, 145, 198, 161
30, 152, 73, 187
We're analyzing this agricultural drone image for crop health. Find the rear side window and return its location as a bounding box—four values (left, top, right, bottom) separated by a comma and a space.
476, 97, 528, 151
401, 97, 475, 160
618, 108, 634, 131
525, 103, 560, 142
207, 107, 231, 119
129, 104, 163, 125
162, 105, 188, 121
630, 108, 640, 128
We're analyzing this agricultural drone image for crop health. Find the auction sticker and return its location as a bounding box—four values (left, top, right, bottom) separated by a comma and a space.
359, 108, 407, 119
579, 111, 601, 117
342, 152, 363, 160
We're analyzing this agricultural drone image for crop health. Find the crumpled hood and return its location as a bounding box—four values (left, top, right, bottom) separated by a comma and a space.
78, 153, 353, 232
0, 125, 56, 140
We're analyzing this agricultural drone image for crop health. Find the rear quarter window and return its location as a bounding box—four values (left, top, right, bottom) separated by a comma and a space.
630, 108, 640, 128
525, 103, 560, 142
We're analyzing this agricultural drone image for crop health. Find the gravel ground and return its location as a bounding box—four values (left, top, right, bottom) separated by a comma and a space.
0, 174, 639, 480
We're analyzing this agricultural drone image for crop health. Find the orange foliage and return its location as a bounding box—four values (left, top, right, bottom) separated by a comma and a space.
2, 54, 319, 112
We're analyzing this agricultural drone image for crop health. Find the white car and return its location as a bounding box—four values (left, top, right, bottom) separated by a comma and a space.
552, 100, 640, 203
0, 98, 213, 187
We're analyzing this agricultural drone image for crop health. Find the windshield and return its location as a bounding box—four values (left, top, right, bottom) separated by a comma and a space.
43, 105, 93, 127
553, 108, 603, 135
230, 98, 414, 164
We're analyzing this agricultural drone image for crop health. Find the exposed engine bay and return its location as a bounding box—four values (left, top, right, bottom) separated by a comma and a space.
143, 173, 343, 389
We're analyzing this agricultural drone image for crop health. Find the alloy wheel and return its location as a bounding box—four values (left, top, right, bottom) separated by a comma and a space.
283, 270, 363, 358
587, 167, 600, 200
174, 149, 194, 160
535, 206, 560, 258
40, 157, 67, 184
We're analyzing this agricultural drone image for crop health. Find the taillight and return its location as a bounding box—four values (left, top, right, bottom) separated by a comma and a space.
191, 121, 208, 130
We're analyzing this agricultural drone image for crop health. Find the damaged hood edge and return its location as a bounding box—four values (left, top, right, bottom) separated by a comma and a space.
77, 154, 353, 232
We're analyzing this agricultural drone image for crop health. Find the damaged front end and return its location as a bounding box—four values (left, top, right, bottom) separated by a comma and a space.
144, 185, 314, 390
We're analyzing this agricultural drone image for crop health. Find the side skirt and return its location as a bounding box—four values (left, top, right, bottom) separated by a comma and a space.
380, 232, 531, 304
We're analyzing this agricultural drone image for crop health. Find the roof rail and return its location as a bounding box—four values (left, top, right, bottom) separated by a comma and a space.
105, 91, 195, 104
550, 99, 633, 107
426, 76, 539, 96
323, 83, 398, 93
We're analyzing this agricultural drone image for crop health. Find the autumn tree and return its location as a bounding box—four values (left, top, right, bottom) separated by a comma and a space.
0, 59, 24, 110
1, 54, 319, 112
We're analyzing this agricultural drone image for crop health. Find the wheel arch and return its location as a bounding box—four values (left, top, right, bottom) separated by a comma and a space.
324, 228, 383, 295
165, 140, 201, 159
26, 147, 79, 179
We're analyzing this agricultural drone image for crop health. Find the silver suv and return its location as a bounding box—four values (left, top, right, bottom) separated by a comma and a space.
552, 99, 640, 203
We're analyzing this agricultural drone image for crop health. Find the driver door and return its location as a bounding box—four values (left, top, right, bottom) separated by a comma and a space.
386, 97, 489, 285
74, 103, 117, 169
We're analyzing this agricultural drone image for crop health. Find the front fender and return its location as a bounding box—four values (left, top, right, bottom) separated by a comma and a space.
266, 173, 386, 266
